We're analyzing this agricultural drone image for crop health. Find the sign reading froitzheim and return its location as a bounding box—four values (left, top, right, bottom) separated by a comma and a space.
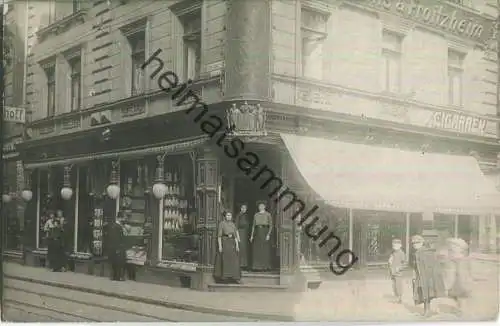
4, 106, 26, 123
352, 0, 496, 45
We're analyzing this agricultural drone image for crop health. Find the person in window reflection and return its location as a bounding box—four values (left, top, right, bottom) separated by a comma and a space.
214, 211, 241, 284
107, 212, 127, 281
250, 201, 273, 271
235, 204, 250, 269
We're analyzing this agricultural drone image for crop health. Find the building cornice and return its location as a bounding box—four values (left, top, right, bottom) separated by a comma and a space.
36, 9, 89, 41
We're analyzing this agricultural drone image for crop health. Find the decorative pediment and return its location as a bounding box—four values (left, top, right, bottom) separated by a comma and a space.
226, 101, 267, 136
36, 9, 89, 41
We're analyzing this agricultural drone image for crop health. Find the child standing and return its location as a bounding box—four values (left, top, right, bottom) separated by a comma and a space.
388, 238, 406, 303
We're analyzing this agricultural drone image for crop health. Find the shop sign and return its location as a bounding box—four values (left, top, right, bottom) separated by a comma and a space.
4, 106, 26, 123
427, 111, 488, 135
277, 80, 497, 138
348, 0, 496, 45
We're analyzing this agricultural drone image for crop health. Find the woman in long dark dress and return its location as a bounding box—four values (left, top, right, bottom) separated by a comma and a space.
235, 204, 250, 269
214, 211, 241, 284
250, 202, 273, 271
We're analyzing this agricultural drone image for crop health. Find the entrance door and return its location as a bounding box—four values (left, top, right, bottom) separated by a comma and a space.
233, 176, 279, 270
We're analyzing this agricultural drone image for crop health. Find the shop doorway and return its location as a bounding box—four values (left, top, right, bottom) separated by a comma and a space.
233, 176, 280, 272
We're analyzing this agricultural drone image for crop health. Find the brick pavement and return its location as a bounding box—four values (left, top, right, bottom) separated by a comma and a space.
4, 261, 498, 321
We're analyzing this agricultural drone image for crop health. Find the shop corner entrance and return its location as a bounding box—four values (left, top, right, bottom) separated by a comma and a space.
233, 176, 280, 272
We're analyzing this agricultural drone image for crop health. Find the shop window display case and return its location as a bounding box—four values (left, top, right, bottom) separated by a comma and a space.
161, 156, 198, 263
120, 160, 150, 266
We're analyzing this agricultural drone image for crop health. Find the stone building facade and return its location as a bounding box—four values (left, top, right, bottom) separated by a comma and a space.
13, 0, 500, 290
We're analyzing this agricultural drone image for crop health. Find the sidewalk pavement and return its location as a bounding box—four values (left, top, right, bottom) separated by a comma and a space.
4, 260, 498, 322
470, 252, 500, 263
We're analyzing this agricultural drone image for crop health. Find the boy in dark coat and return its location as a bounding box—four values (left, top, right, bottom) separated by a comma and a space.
388, 238, 406, 303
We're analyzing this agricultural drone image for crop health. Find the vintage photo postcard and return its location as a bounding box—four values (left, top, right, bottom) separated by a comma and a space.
1, 0, 499, 322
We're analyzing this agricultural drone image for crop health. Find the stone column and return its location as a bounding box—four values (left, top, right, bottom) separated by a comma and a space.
224, 0, 271, 101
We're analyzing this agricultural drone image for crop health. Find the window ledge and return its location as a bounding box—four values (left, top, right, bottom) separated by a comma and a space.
37, 9, 89, 41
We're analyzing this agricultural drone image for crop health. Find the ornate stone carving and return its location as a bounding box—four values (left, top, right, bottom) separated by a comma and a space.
226, 101, 267, 136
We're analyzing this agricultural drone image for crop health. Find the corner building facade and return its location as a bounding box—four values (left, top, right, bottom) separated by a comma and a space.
16, 0, 500, 291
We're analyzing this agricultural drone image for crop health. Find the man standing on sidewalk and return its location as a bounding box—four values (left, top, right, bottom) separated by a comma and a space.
107, 213, 127, 281
411, 235, 446, 317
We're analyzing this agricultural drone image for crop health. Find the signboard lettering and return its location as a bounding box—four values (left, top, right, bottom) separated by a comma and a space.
427, 111, 487, 135
4, 107, 26, 123
351, 0, 495, 44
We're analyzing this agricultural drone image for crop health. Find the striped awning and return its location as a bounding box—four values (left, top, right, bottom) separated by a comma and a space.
24, 136, 208, 169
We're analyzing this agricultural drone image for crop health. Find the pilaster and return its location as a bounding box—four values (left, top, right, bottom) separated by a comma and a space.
193, 148, 220, 290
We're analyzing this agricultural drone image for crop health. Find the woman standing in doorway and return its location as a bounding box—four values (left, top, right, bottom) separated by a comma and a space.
250, 201, 273, 271
214, 211, 241, 283
235, 204, 250, 269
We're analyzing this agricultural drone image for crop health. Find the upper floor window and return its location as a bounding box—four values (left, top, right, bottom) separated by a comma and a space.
128, 31, 146, 96
382, 31, 403, 93
48, 0, 56, 25
301, 7, 328, 80
448, 50, 465, 107
44, 65, 56, 117
69, 56, 81, 111
72, 0, 81, 13
181, 12, 201, 81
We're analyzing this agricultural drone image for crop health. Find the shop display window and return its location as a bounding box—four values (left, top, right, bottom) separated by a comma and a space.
120, 159, 151, 263
433, 213, 455, 237
161, 155, 198, 263
37, 169, 65, 249
299, 206, 349, 265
